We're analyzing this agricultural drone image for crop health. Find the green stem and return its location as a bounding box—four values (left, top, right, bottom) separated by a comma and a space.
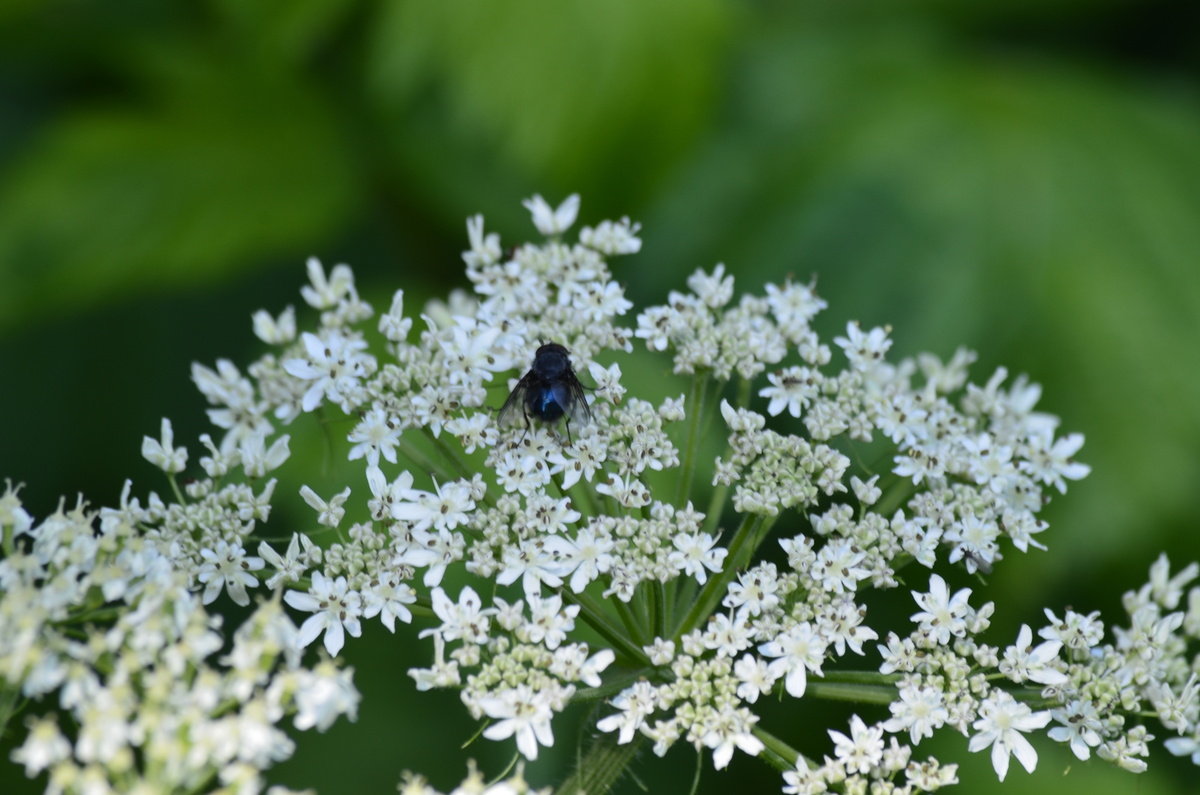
0, 684, 22, 738
795, 669, 903, 705
572, 669, 653, 704
650, 580, 667, 639
873, 470, 915, 518
315, 406, 333, 477
674, 514, 762, 639
818, 670, 901, 685
397, 439, 448, 484
422, 427, 478, 485
805, 680, 898, 706
697, 375, 750, 540
676, 371, 710, 507
166, 473, 186, 507
555, 734, 642, 795
734, 373, 752, 410
699, 481, 729, 542
746, 514, 778, 561
612, 592, 650, 648
752, 726, 807, 772
562, 590, 648, 665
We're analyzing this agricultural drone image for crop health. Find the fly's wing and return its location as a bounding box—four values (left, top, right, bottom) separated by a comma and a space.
561, 371, 592, 429
497, 372, 535, 430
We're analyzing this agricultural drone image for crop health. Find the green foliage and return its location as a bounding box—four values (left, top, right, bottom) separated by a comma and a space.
641, 14, 1200, 604
0, 56, 359, 327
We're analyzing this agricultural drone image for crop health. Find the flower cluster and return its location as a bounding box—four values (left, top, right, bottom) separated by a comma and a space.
0, 480, 357, 795
3, 194, 1200, 795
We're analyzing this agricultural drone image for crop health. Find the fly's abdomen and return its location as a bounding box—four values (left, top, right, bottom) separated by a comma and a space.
529, 386, 565, 422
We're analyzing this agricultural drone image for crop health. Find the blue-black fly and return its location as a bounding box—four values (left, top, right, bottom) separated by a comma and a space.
498, 343, 591, 443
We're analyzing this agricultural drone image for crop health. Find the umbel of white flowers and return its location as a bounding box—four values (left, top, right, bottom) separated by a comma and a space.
2, 194, 1199, 795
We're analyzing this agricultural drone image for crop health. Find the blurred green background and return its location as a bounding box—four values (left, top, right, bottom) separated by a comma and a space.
2, 0, 1199, 793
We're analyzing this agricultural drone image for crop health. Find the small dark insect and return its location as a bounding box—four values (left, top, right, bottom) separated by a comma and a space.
498, 343, 591, 444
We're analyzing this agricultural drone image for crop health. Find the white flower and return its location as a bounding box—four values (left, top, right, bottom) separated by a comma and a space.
238, 432, 291, 477
360, 576, 417, 632
299, 485, 351, 528
667, 531, 727, 585
910, 574, 973, 645
687, 264, 734, 309
141, 417, 188, 473
379, 289, 413, 342
882, 682, 949, 744
917, 346, 976, 393
1021, 428, 1091, 494
634, 304, 675, 351
284, 572, 363, 656
759, 622, 827, 698
733, 654, 777, 704
1165, 733, 1200, 765
347, 408, 402, 466
813, 538, 870, 594
760, 366, 820, 418
366, 465, 414, 521
580, 216, 642, 255
723, 563, 782, 620
252, 305, 296, 344
391, 477, 475, 532
283, 329, 375, 412
1134, 553, 1199, 611
444, 412, 495, 454
0, 480, 34, 541
421, 585, 492, 645
11, 716, 71, 776
944, 514, 1000, 575
518, 593, 579, 650
1048, 699, 1105, 760
258, 532, 317, 589
1038, 607, 1104, 653
644, 638, 676, 666
850, 474, 882, 506
439, 317, 513, 386
961, 432, 1016, 493
191, 359, 272, 453
1149, 673, 1200, 732
594, 472, 651, 508
522, 193, 580, 236
702, 710, 765, 770
554, 524, 615, 593
299, 256, 355, 310
570, 279, 634, 322
549, 643, 615, 688
478, 684, 560, 760
292, 659, 360, 731
408, 633, 461, 692
829, 715, 885, 775
597, 681, 659, 744
462, 214, 501, 268
490, 539, 567, 601
998, 624, 1068, 685
968, 690, 1051, 781
196, 540, 264, 606
834, 321, 892, 370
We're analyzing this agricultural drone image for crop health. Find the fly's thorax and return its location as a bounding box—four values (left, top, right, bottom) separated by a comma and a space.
532, 344, 572, 380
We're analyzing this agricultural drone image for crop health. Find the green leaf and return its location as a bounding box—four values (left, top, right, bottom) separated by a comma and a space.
363, 0, 732, 203
644, 17, 1200, 581
0, 71, 359, 330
